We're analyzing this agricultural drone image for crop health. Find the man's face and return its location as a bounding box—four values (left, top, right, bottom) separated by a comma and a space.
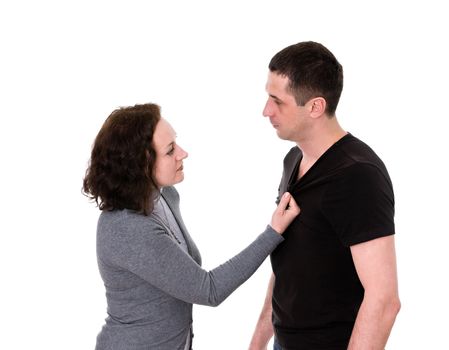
263, 72, 310, 142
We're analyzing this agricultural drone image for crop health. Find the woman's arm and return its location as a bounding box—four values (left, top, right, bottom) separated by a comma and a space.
104, 192, 298, 306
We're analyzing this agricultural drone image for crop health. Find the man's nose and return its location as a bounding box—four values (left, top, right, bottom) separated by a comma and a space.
263, 100, 273, 118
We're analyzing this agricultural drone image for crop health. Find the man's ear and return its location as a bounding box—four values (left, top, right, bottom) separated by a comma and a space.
308, 97, 326, 119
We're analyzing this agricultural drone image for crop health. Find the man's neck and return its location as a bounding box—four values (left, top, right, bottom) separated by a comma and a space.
295, 120, 347, 179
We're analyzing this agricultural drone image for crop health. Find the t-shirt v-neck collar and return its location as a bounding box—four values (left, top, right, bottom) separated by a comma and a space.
289, 133, 353, 188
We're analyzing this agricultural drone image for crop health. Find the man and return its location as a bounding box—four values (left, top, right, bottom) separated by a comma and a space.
249, 41, 400, 350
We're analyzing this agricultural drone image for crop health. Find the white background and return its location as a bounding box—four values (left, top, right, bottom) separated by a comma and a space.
1, 1, 448, 349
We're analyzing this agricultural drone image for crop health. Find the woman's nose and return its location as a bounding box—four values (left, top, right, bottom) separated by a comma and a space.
177, 146, 188, 160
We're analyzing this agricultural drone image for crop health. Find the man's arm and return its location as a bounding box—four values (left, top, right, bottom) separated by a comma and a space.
348, 235, 401, 349
248, 273, 275, 350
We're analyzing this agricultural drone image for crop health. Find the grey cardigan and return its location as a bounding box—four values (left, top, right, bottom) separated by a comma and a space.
95, 186, 283, 350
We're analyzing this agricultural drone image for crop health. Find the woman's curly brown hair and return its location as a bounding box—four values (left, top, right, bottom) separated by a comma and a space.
83, 103, 161, 215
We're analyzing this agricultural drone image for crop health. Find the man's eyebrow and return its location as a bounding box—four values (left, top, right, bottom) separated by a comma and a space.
269, 94, 282, 102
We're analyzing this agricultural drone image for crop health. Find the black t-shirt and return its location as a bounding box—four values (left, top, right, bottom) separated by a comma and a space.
271, 133, 395, 350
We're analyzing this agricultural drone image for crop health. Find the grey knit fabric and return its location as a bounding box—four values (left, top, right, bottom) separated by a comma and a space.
153, 196, 189, 253
95, 186, 283, 350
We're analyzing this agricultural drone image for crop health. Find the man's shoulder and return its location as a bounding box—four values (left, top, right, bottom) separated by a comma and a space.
331, 135, 394, 191
338, 134, 387, 169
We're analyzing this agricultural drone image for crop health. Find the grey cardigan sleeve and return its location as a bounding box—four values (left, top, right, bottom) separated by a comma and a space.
104, 218, 283, 307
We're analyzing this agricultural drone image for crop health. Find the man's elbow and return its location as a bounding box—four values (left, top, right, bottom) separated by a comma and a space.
378, 293, 401, 321
365, 291, 401, 320
389, 295, 401, 318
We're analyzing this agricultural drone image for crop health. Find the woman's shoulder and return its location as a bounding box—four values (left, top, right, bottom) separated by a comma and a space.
96, 209, 172, 265
98, 209, 166, 238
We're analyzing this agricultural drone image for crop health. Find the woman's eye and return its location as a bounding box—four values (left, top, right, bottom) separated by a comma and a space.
167, 148, 175, 156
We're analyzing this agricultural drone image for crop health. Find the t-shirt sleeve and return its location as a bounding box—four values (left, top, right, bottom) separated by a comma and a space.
322, 163, 395, 246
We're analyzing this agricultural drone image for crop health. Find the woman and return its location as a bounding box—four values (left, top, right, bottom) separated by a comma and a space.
83, 103, 299, 350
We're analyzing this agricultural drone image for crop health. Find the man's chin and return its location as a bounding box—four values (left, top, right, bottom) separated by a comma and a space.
276, 129, 288, 140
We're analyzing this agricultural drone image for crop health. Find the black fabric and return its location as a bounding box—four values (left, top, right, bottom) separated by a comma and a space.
271, 133, 395, 349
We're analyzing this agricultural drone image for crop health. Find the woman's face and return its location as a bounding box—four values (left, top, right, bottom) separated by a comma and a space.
153, 118, 188, 187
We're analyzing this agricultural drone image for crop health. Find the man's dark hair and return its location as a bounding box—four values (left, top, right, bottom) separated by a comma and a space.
269, 41, 343, 116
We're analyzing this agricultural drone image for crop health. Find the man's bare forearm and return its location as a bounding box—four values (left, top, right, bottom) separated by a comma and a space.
349, 236, 401, 349
348, 293, 400, 349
